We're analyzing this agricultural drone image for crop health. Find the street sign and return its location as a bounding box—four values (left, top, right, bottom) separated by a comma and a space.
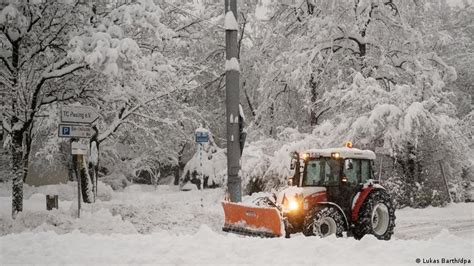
195, 131, 209, 143
71, 142, 88, 155
61, 106, 99, 124
59, 124, 95, 138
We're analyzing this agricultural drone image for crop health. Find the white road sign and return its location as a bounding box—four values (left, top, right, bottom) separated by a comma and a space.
61, 106, 98, 124
59, 124, 95, 138
71, 142, 88, 155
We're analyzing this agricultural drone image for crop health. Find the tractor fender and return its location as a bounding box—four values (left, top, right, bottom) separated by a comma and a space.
351, 184, 386, 222
316, 201, 350, 230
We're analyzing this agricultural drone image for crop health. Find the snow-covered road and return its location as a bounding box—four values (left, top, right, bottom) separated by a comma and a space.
1, 184, 473, 265
2, 225, 472, 265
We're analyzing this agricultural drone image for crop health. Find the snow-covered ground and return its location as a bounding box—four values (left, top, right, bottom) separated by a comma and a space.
0, 183, 473, 265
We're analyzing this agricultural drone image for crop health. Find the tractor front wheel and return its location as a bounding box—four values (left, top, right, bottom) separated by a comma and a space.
303, 206, 345, 237
353, 190, 396, 240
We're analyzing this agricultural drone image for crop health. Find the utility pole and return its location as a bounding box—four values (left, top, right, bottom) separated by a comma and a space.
225, 0, 241, 202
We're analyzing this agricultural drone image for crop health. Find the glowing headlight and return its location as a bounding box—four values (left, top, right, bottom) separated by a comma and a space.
301, 153, 310, 160
288, 200, 299, 210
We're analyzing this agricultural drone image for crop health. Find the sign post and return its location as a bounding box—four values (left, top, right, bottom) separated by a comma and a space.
59, 105, 99, 218
71, 140, 82, 218
195, 128, 209, 207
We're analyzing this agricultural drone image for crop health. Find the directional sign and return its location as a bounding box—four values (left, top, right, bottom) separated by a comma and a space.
59, 124, 95, 138
61, 106, 99, 124
195, 131, 209, 143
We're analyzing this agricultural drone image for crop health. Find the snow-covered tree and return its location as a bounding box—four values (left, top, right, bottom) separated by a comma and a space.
0, 1, 96, 215
234, 0, 472, 205
0, 0, 195, 213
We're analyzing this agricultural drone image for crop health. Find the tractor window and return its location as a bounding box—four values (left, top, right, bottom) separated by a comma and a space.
323, 158, 341, 186
303, 160, 322, 186
361, 160, 371, 183
344, 159, 360, 185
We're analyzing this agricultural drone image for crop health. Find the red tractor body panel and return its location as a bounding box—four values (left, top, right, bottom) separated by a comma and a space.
304, 191, 327, 212
351, 186, 374, 222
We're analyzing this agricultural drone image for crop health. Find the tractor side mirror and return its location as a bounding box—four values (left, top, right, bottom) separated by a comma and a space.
345, 159, 353, 170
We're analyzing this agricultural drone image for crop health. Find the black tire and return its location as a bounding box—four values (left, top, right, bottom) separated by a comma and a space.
303, 206, 345, 237
353, 190, 396, 240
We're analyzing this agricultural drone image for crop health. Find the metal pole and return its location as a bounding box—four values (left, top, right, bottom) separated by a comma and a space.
199, 142, 204, 207
439, 161, 452, 203
72, 144, 81, 218
225, 0, 241, 202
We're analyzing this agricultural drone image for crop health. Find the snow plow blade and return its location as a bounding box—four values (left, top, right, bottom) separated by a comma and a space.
222, 201, 282, 237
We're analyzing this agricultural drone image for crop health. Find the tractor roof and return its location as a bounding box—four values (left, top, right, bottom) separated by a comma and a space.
303, 147, 376, 160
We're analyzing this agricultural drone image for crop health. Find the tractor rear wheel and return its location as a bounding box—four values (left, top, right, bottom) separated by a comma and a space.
303, 206, 344, 237
353, 190, 396, 240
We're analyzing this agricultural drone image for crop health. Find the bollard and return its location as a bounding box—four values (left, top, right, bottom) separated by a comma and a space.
46, 195, 59, 210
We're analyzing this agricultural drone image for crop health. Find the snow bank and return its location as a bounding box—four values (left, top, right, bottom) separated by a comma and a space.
1, 226, 471, 265
0, 204, 137, 236
0, 183, 224, 236
0, 181, 113, 202
395, 203, 474, 240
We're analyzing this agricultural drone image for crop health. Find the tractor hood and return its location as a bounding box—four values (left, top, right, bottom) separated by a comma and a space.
277, 186, 326, 205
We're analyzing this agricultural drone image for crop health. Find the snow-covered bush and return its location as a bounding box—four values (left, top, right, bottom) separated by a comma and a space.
180, 129, 226, 189
101, 172, 130, 191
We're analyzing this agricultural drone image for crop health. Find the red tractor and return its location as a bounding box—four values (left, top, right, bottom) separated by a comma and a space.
222, 144, 396, 239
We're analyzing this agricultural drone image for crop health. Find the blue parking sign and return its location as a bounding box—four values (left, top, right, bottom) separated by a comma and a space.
195, 131, 209, 143
62, 127, 71, 136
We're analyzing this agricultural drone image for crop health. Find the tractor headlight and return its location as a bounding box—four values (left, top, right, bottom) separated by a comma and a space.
301, 153, 310, 161
288, 199, 299, 211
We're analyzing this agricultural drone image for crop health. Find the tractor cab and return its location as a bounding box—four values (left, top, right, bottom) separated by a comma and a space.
290, 142, 376, 187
